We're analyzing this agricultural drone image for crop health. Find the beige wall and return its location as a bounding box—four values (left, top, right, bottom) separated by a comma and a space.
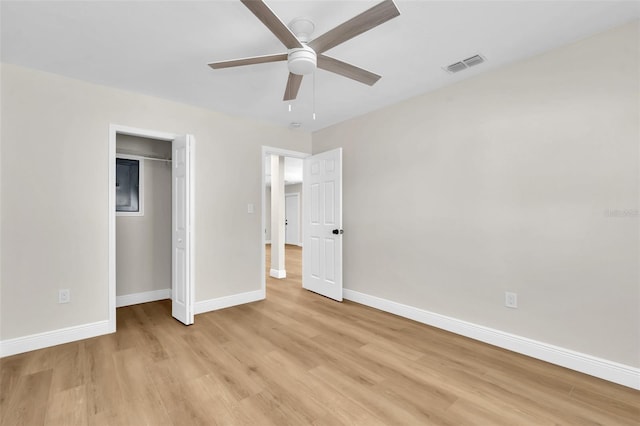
313, 22, 639, 367
116, 135, 171, 296
0, 63, 311, 340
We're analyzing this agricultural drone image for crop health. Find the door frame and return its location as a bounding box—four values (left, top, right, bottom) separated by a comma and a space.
108, 124, 195, 331
261, 146, 309, 296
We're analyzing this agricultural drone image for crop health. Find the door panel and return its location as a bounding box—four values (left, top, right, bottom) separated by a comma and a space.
311, 184, 320, 223
303, 148, 343, 301
172, 135, 194, 325
324, 182, 335, 224
285, 193, 299, 245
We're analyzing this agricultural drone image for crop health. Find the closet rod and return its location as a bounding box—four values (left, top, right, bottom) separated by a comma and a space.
141, 156, 172, 163
116, 153, 171, 162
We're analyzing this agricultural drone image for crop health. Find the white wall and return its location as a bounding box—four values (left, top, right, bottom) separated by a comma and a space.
313, 22, 639, 367
0, 63, 311, 341
116, 135, 171, 297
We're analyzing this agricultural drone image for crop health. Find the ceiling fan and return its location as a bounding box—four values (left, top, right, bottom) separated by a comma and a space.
208, 0, 400, 101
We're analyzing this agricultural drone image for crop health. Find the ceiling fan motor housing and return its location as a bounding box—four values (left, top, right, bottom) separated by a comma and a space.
288, 45, 316, 75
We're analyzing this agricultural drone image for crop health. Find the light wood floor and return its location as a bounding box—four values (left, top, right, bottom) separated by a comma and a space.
2, 245, 638, 425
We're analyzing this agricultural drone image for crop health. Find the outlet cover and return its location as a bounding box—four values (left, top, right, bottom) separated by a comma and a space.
59, 289, 70, 304
505, 291, 517, 308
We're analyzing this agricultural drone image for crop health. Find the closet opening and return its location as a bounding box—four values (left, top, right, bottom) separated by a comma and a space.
115, 134, 172, 309
108, 125, 195, 332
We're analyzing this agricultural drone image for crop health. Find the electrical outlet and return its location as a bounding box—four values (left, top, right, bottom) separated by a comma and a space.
58, 289, 70, 304
505, 291, 517, 308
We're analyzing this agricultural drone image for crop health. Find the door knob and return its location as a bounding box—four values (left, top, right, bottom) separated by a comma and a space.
332, 229, 344, 235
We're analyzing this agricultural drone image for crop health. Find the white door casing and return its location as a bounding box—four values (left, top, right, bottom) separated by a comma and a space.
260, 146, 308, 298
303, 148, 343, 301
285, 192, 300, 245
109, 125, 195, 332
172, 134, 194, 325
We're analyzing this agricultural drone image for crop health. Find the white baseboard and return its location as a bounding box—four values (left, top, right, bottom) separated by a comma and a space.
116, 288, 171, 308
270, 268, 286, 279
343, 289, 640, 390
195, 289, 264, 315
0, 320, 111, 358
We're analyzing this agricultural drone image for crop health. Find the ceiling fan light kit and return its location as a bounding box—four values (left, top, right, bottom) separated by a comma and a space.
208, 0, 401, 102
287, 45, 317, 75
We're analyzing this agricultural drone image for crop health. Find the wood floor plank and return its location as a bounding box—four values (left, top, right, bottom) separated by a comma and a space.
1, 369, 52, 426
44, 385, 88, 426
1, 244, 638, 425
177, 331, 264, 401
48, 342, 87, 393
264, 349, 384, 426
308, 364, 426, 424
0, 355, 27, 409
84, 336, 124, 417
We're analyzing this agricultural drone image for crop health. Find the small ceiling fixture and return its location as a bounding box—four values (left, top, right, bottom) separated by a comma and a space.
444, 54, 486, 74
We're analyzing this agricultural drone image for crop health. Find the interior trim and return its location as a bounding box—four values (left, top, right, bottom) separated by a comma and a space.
343, 289, 640, 390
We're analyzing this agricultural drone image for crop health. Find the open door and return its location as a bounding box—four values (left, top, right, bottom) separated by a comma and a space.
303, 148, 343, 301
172, 134, 194, 324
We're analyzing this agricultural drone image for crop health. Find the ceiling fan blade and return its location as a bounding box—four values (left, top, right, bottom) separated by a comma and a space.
208, 53, 287, 69
283, 73, 303, 101
240, 0, 303, 49
308, 0, 400, 54
317, 55, 381, 86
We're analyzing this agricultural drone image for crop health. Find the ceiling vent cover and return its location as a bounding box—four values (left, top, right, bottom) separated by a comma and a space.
446, 62, 467, 73
444, 54, 486, 74
463, 55, 484, 67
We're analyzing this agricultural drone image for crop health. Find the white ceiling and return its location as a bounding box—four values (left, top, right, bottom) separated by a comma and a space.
2, 1, 638, 132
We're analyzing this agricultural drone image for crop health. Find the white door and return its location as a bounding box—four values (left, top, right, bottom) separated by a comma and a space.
303, 148, 343, 301
172, 135, 194, 325
285, 193, 300, 245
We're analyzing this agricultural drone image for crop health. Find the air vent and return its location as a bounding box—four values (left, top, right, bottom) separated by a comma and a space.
444, 54, 486, 74
463, 55, 484, 67
446, 62, 467, 73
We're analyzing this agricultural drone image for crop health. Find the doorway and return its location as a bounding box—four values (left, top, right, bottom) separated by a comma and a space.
108, 125, 195, 332
261, 146, 344, 302
115, 135, 171, 310
261, 147, 308, 295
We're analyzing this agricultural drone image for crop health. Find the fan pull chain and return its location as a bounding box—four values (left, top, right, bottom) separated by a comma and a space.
312, 72, 316, 120
288, 78, 292, 112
